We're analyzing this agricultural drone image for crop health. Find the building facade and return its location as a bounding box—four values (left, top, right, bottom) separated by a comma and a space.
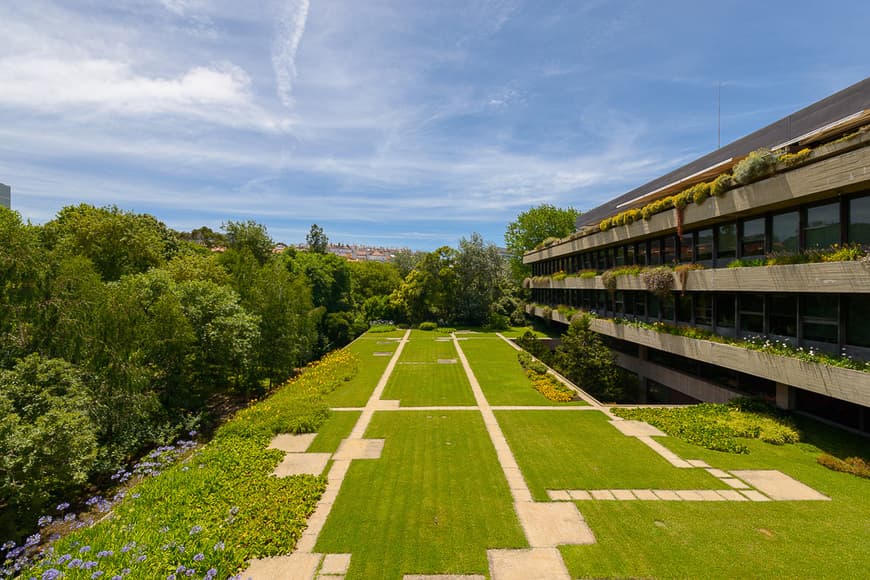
523, 77, 870, 433
0, 183, 9, 209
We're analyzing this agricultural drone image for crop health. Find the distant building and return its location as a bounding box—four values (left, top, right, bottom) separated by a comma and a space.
0, 183, 10, 209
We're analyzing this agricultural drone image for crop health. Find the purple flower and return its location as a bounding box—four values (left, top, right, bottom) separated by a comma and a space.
188, 430, 197, 437
136, 555, 147, 562
205, 568, 217, 579
120, 543, 134, 553
91, 572, 105, 579
56, 503, 70, 512
2, 540, 15, 551
212, 542, 224, 552
58, 554, 72, 564
159, 526, 170, 534
185, 570, 195, 577
131, 493, 141, 499
42, 569, 62, 580
67, 558, 83, 569
79, 545, 92, 553
38, 515, 53, 527
96, 550, 113, 558
64, 513, 77, 522
82, 560, 98, 569
188, 526, 202, 535
25, 533, 41, 547
193, 553, 204, 562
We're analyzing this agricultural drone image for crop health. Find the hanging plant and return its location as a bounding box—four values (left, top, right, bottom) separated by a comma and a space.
641, 267, 674, 299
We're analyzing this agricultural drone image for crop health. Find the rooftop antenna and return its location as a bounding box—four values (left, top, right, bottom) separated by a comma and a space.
717, 81, 721, 149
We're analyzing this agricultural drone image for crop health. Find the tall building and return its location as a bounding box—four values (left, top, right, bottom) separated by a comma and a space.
523, 77, 870, 432
0, 183, 9, 209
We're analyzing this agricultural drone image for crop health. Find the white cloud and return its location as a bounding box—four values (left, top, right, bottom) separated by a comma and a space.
272, 0, 310, 107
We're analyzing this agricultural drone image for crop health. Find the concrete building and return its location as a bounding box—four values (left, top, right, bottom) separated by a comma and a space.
523, 77, 870, 432
0, 183, 9, 209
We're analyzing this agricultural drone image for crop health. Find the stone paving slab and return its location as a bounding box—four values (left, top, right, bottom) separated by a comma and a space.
611, 489, 636, 500
731, 470, 830, 501
609, 420, 666, 437
490, 406, 598, 411
632, 489, 659, 500
320, 554, 352, 575
327, 459, 351, 482
568, 489, 592, 501
687, 459, 711, 468
721, 477, 750, 489
333, 438, 385, 460
437, 358, 457, 364
487, 548, 570, 580
676, 490, 705, 501
547, 489, 571, 501
549, 489, 762, 501
716, 489, 749, 501
515, 502, 595, 547
273, 453, 331, 477
375, 399, 401, 409
590, 489, 615, 500
740, 489, 772, 502
652, 490, 681, 501
317, 575, 344, 580
707, 468, 729, 478
373, 351, 394, 356
404, 576, 485, 580
268, 433, 317, 453
244, 553, 322, 580
637, 436, 694, 468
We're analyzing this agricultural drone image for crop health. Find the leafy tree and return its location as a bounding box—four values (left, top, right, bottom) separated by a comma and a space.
288, 251, 352, 313
222, 220, 273, 266
452, 233, 506, 326
390, 248, 422, 278
504, 203, 579, 283
306, 223, 329, 254
164, 253, 231, 286
43, 204, 178, 281
348, 261, 402, 304
554, 315, 621, 401
177, 225, 228, 249
390, 247, 456, 324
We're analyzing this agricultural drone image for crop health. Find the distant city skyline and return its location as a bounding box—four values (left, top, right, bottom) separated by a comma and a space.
1, 1, 869, 250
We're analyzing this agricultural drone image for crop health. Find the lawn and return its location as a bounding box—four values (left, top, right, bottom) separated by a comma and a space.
307, 411, 361, 453
315, 411, 527, 578
458, 336, 587, 406
326, 334, 401, 407
496, 410, 727, 500
559, 415, 870, 578
382, 333, 476, 406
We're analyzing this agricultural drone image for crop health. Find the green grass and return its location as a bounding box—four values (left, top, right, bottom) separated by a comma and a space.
315, 411, 526, 578
383, 334, 475, 406
560, 415, 870, 579
308, 411, 361, 453
496, 410, 727, 500
459, 336, 587, 406
326, 334, 398, 407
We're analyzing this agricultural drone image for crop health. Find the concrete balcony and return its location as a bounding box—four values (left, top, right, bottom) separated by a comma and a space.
525, 305, 870, 407
527, 260, 870, 294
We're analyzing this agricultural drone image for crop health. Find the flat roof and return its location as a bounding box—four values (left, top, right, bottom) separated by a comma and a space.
577, 76, 870, 228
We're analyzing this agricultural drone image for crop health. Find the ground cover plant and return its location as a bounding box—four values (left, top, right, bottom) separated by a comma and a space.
306, 411, 361, 454
10, 349, 360, 579
458, 337, 585, 406
516, 352, 576, 402
561, 415, 870, 579
315, 411, 526, 578
495, 410, 725, 500
612, 398, 800, 454
382, 333, 475, 406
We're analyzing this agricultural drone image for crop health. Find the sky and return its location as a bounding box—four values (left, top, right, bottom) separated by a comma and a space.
1, 1, 868, 250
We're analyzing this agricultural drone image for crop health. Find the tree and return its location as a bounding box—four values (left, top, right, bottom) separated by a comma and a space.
554, 315, 621, 401
452, 233, 506, 326
177, 225, 227, 249
348, 261, 402, 304
306, 223, 329, 254
222, 220, 273, 266
390, 247, 456, 324
391, 248, 422, 278
504, 203, 579, 283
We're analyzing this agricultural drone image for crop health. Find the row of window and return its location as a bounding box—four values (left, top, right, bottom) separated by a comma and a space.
532, 192, 870, 276
531, 288, 870, 351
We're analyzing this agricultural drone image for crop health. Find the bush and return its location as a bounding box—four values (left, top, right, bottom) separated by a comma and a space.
691, 182, 711, 205
710, 173, 733, 196
641, 267, 674, 298
733, 148, 777, 185
368, 324, 397, 333
485, 313, 510, 331
418, 321, 438, 331
817, 454, 870, 479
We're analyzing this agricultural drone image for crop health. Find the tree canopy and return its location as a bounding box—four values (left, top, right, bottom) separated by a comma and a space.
504, 203, 579, 283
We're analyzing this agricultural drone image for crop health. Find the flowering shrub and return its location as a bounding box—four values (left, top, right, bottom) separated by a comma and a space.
817, 454, 870, 479
733, 148, 777, 185
517, 352, 574, 402
640, 267, 674, 299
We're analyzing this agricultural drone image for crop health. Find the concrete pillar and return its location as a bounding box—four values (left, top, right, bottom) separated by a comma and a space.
775, 382, 796, 410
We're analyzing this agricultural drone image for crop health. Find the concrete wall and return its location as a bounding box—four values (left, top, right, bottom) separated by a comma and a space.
528, 261, 870, 294
614, 352, 743, 404
0, 183, 9, 209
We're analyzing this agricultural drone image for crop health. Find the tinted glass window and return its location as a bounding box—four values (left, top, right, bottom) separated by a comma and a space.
679, 233, 694, 262
741, 218, 765, 256
677, 295, 692, 323
803, 295, 838, 344
649, 239, 662, 265
715, 294, 735, 328
696, 229, 713, 261
717, 223, 737, 260
739, 294, 764, 333
769, 295, 797, 337
771, 211, 799, 254
636, 242, 647, 266
694, 294, 712, 326
805, 202, 840, 249
664, 236, 677, 264
849, 194, 870, 244
847, 295, 870, 347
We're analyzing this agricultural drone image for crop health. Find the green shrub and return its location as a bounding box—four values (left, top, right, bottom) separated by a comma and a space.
733, 148, 777, 185
817, 454, 870, 479
710, 173, 733, 196
778, 147, 811, 167
368, 324, 397, 333
418, 322, 438, 331
691, 182, 711, 205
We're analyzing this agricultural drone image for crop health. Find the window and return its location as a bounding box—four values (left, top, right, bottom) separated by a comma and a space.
664, 236, 677, 264
636, 242, 648, 266
715, 294, 735, 328
771, 211, 799, 254
614, 291, 625, 315
660, 296, 675, 322
849, 194, 870, 244
649, 239, 662, 265
626, 244, 635, 265
741, 218, 765, 257
696, 229, 713, 262
614, 246, 625, 267
802, 295, 838, 344
768, 295, 797, 337
633, 292, 646, 318
805, 202, 840, 249
677, 295, 692, 324
694, 294, 712, 326
739, 294, 764, 333
847, 295, 870, 347
597, 251, 608, 271
717, 223, 737, 261
648, 294, 660, 320
679, 233, 694, 262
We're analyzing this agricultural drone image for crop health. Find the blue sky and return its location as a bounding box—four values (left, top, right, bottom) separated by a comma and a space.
1, 1, 868, 250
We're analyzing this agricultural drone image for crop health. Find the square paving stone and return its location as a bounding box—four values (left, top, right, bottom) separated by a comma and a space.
715, 490, 748, 501
740, 490, 772, 502
632, 490, 659, 501
243, 553, 322, 580
515, 502, 595, 547
320, 554, 352, 575
706, 468, 729, 478
568, 490, 592, 501
609, 420, 666, 437
487, 548, 570, 580
730, 470, 830, 501
721, 478, 750, 489
273, 453, 331, 477
333, 438, 385, 460
547, 490, 571, 501
687, 460, 710, 468
652, 490, 681, 501
268, 433, 317, 453
611, 489, 636, 500
698, 490, 727, 501
590, 490, 615, 500
675, 490, 705, 501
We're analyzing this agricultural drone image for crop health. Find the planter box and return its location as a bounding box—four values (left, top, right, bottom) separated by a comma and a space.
591, 319, 870, 408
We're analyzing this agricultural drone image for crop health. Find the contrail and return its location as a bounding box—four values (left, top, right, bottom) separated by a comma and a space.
272, 0, 310, 107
